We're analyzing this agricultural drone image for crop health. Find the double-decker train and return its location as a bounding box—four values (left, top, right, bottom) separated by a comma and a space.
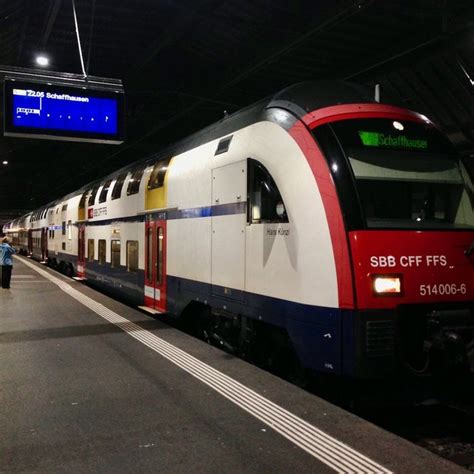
4, 81, 474, 379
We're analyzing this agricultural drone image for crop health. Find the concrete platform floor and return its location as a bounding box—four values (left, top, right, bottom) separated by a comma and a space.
0, 256, 465, 473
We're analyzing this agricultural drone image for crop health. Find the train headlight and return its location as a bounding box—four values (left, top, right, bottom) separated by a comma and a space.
372, 275, 402, 295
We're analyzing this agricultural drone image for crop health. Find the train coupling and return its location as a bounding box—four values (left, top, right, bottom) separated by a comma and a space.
425, 309, 474, 372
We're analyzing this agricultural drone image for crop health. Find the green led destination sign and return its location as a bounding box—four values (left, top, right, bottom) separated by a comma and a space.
358, 131, 428, 150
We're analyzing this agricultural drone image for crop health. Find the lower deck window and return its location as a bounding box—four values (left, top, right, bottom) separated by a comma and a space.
88, 239, 95, 262
98, 239, 106, 264
127, 241, 139, 272
111, 240, 121, 268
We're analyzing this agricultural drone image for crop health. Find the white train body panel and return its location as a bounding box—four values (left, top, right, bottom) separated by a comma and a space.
166, 121, 338, 307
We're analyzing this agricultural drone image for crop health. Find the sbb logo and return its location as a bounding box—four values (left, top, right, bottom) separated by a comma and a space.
370, 256, 396, 268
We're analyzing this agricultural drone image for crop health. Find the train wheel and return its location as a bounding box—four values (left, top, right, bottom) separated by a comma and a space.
283, 347, 310, 388
65, 264, 74, 278
182, 303, 212, 343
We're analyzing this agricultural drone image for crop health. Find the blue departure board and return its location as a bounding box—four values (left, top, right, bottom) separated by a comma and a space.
3, 79, 125, 144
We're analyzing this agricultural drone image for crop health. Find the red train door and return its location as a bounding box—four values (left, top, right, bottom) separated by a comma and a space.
77, 224, 86, 278
41, 227, 48, 262
27, 229, 32, 255
144, 219, 167, 313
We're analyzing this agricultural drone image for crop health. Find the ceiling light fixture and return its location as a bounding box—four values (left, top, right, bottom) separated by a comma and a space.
2, 161, 8, 165
393, 121, 404, 131
36, 55, 49, 67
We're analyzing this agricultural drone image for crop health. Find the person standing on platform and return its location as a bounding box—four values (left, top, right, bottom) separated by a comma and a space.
0, 237, 16, 289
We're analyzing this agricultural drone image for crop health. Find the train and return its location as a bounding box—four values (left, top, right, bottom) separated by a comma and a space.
3, 81, 474, 380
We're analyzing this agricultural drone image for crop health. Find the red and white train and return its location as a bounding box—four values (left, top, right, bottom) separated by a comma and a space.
4, 81, 474, 378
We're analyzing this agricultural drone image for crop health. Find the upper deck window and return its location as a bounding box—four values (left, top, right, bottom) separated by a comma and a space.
88, 185, 100, 207
127, 169, 144, 196
148, 158, 170, 190
111, 173, 127, 200
329, 119, 474, 230
99, 179, 113, 203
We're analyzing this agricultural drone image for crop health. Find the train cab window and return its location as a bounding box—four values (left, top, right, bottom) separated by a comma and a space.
99, 179, 113, 203
127, 169, 144, 196
126, 241, 139, 272
111, 240, 121, 268
330, 119, 474, 230
88, 239, 95, 262
247, 159, 288, 224
111, 173, 127, 200
98, 240, 106, 265
148, 159, 171, 190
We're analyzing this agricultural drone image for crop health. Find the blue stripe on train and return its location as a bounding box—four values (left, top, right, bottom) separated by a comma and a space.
78, 201, 247, 227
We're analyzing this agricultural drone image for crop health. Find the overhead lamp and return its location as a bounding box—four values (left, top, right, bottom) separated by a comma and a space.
392, 121, 404, 131
2, 161, 8, 165
36, 55, 49, 67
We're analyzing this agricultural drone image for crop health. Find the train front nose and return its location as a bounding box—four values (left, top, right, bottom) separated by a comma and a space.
348, 230, 474, 376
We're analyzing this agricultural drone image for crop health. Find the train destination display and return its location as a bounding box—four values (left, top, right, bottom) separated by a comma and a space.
3, 79, 125, 144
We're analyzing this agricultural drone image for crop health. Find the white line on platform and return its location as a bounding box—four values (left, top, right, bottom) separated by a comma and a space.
19, 257, 391, 474
11, 280, 49, 283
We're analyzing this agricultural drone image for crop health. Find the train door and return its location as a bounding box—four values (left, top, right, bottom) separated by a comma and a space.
211, 160, 247, 301
144, 219, 167, 312
41, 227, 48, 262
27, 229, 32, 255
77, 224, 86, 278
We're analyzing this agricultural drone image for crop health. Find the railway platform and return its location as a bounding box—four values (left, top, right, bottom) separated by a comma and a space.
0, 256, 464, 473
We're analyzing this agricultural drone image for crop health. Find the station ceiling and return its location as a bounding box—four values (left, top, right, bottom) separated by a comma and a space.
0, 0, 473, 224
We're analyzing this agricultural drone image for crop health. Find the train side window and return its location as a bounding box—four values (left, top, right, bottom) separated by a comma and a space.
127, 240, 139, 272
88, 185, 100, 206
111, 173, 127, 200
98, 240, 106, 264
62, 221, 66, 235
88, 239, 95, 262
99, 179, 113, 203
127, 169, 144, 196
62, 204, 68, 212
78, 191, 89, 221
111, 240, 121, 268
148, 158, 171, 190
247, 159, 288, 224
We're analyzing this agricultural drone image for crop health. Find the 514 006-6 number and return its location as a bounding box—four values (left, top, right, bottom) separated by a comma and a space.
419, 283, 467, 296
